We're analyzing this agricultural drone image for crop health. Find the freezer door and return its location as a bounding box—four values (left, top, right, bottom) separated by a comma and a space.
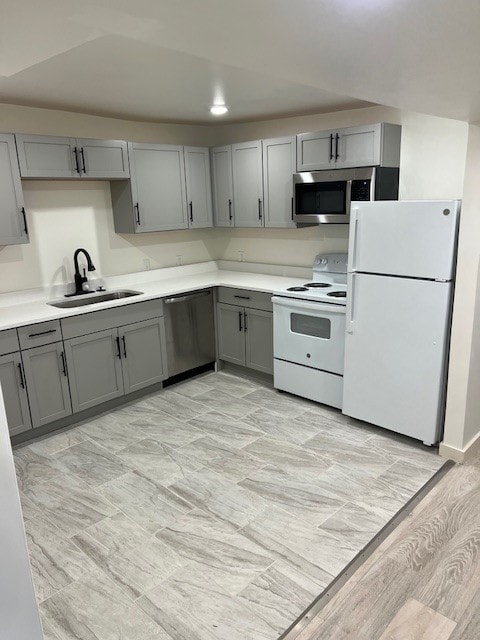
349, 200, 460, 280
343, 273, 452, 444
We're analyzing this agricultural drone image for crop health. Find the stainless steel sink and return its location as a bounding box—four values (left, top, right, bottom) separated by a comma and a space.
48, 290, 143, 308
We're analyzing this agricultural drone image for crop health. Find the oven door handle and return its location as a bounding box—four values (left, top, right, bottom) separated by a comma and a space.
346, 273, 356, 334
272, 296, 346, 315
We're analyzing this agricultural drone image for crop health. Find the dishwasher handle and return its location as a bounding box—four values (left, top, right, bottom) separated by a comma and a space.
164, 290, 211, 305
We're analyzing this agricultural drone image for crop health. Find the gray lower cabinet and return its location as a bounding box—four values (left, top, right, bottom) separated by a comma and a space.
119, 318, 167, 394
64, 328, 124, 413
216, 303, 273, 375
0, 133, 29, 245
64, 319, 167, 412
0, 352, 32, 436
21, 343, 72, 427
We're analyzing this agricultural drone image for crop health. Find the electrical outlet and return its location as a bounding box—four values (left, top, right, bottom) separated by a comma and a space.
238, 250, 245, 262
143, 259, 150, 271
176, 255, 183, 266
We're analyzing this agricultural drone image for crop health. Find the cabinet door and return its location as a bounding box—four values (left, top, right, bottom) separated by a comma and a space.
0, 353, 31, 436
296, 129, 336, 171
336, 124, 381, 169
119, 318, 167, 394
77, 138, 129, 179
245, 309, 273, 375
211, 146, 234, 227
21, 343, 72, 428
262, 136, 296, 228
129, 143, 188, 232
184, 147, 213, 229
64, 329, 124, 413
0, 134, 29, 245
232, 141, 264, 227
216, 303, 245, 366
15, 134, 79, 178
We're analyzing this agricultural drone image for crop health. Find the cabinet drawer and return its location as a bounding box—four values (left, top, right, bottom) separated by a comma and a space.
17, 320, 62, 349
61, 299, 164, 339
217, 287, 273, 312
0, 329, 20, 356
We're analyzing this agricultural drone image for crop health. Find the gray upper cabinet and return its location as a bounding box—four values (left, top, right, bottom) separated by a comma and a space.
111, 142, 188, 233
15, 134, 129, 179
211, 145, 234, 227
0, 352, 32, 436
262, 136, 296, 229
21, 343, 72, 428
232, 140, 264, 228
296, 123, 401, 171
0, 133, 29, 245
184, 147, 213, 229
119, 318, 167, 394
64, 328, 124, 413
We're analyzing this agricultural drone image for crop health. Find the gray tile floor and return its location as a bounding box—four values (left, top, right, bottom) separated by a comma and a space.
14, 371, 445, 640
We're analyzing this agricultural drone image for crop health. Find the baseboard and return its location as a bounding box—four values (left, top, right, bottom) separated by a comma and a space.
439, 429, 480, 463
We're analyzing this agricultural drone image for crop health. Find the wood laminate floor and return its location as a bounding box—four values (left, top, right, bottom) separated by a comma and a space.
14, 371, 445, 640
283, 448, 480, 640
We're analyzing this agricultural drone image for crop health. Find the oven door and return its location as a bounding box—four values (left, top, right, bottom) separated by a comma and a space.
273, 296, 346, 374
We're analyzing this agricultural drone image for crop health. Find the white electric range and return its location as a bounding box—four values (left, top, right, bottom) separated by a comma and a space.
272, 253, 348, 408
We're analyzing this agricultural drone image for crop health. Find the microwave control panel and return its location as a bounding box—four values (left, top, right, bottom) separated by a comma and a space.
351, 180, 371, 201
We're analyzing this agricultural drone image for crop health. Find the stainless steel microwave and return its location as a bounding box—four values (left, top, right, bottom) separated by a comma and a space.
293, 166, 399, 225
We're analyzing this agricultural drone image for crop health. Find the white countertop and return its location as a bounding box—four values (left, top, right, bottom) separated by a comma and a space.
0, 261, 307, 332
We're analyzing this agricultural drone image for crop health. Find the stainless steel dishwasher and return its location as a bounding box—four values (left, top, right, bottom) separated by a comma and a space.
163, 288, 216, 377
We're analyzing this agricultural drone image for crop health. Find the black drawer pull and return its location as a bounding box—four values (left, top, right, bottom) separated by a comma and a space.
18, 363, 25, 389
21, 207, 29, 235
28, 329, 57, 338
228, 199, 233, 221
135, 203, 141, 225
73, 147, 80, 173
234, 295, 250, 300
238, 311, 243, 332
80, 147, 86, 173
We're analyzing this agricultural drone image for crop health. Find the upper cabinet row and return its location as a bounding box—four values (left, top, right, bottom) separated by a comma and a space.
0, 123, 401, 244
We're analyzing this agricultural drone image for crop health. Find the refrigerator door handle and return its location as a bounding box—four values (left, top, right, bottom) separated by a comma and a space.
350, 207, 359, 272
346, 272, 356, 334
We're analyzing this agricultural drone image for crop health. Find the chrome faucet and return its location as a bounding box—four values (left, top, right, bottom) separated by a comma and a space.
65, 248, 96, 297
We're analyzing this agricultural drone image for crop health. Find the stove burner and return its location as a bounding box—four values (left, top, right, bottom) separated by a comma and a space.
287, 286, 309, 292
327, 291, 347, 298
304, 282, 331, 288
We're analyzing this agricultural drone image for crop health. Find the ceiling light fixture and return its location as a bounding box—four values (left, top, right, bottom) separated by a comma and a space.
210, 104, 229, 116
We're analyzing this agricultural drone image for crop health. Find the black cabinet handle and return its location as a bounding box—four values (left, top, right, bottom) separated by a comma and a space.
228, 199, 233, 221
234, 295, 250, 300
122, 336, 127, 358
335, 133, 340, 160
80, 147, 86, 173
18, 363, 25, 389
258, 198, 262, 220
60, 352, 67, 376
73, 147, 80, 174
244, 311, 248, 332
135, 203, 141, 226
238, 311, 243, 332
291, 196, 294, 221
28, 329, 56, 338
189, 201, 193, 223
115, 336, 122, 359
21, 207, 28, 235
329, 134, 334, 160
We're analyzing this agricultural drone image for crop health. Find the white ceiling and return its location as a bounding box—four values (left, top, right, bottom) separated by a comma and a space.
1, 0, 480, 125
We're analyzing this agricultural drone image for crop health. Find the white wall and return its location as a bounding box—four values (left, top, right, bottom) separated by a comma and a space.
443, 124, 480, 453
0, 103, 469, 293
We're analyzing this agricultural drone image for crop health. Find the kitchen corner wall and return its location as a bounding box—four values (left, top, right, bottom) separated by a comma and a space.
0, 102, 469, 294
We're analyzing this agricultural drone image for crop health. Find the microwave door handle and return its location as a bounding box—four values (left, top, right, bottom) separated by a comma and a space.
345, 179, 353, 218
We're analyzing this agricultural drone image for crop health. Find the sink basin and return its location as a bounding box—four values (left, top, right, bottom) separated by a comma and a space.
48, 290, 143, 309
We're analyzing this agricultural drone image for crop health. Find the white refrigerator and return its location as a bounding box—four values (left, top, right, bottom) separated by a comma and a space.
342, 200, 460, 445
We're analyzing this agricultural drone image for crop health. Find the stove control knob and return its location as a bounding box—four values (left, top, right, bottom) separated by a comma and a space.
321, 258, 328, 265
